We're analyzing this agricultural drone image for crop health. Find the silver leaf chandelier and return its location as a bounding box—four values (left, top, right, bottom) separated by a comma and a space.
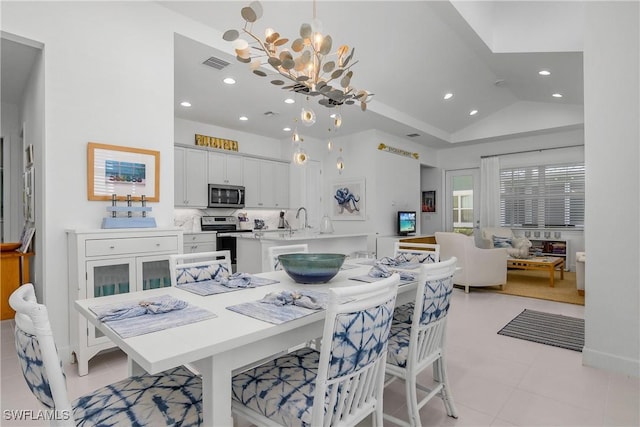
223, 0, 373, 112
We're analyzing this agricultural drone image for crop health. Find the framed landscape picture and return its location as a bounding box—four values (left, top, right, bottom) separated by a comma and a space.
87, 142, 160, 202
331, 178, 366, 221
422, 190, 436, 212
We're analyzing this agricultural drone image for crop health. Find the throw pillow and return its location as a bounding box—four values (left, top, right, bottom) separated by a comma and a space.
492, 235, 512, 248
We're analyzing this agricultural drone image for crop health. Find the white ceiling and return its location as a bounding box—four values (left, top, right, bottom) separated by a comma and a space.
1, 1, 585, 150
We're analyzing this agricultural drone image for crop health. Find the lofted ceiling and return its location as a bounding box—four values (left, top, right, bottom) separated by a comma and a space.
166, 1, 584, 149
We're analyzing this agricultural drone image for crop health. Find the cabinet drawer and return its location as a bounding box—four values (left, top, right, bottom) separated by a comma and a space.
183, 233, 217, 244
183, 243, 217, 254
85, 236, 179, 257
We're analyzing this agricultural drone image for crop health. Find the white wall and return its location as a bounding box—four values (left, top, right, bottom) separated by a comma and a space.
1, 102, 22, 241
2, 1, 239, 356
583, 2, 639, 377
420, 166, 443, 235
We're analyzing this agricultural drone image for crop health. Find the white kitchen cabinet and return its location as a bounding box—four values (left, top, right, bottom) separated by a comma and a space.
67, 228, 183, 375
175, 146, 208, 207
243, 157, 289, 208
208, 151, 243, 186
183, 232, 217, 254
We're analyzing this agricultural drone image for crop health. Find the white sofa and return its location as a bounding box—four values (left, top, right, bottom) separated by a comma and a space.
435, 232, 508, 293
479, 227, 515, 249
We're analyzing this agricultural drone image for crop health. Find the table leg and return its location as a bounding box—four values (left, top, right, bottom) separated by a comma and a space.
560, 261, 565, 279
549, 264, 555, 287
192, 354, 234, 427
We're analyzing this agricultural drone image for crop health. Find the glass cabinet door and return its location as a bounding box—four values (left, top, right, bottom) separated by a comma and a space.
137, 255, 173, 290
86, 258, 135, 346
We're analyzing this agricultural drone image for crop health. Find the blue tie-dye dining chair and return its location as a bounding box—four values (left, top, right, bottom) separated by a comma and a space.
169, 250, 232, 287
231, 274, 400, 427
391, 242, 440, 326
393, 242, 440, 264
9, 283, 203, 426
267, 244, 309, 271
384, 257, 458, 427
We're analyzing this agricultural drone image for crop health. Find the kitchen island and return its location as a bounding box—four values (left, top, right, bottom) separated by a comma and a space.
235, 231, 371, 273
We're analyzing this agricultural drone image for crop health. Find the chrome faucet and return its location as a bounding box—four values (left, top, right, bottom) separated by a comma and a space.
295, 207, 308, 229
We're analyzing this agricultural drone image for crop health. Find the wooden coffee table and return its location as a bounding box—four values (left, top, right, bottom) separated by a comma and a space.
507, 257, 565, 287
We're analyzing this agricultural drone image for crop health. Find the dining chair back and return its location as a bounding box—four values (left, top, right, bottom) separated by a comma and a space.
393, 242, 440, 264
9, 283, 203, 426
384, 257, 458, 427
267, 244, 309, 271
231, 274, 400, 427
169, 250, 232, 287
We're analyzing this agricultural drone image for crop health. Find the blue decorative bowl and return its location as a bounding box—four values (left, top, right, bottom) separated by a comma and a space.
278, 253, 346, 284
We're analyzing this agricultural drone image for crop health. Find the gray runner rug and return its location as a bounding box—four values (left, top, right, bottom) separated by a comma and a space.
498, 309, 584, 352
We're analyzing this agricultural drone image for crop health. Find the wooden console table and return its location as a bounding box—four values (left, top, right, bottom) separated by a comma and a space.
1, 251, 34, 320
507, 256, 564, 287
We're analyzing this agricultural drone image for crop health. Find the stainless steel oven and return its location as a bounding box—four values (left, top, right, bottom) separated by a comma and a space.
207, 184, 245, 208
201, 216, 251, 272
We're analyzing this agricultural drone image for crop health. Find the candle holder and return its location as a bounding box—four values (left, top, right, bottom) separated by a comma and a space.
102, 195, 156, 229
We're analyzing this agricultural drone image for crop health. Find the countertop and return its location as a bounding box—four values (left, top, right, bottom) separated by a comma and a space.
232, 230, 370, 241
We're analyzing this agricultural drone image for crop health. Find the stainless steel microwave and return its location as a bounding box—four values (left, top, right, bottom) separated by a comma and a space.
207, 184, 245, 208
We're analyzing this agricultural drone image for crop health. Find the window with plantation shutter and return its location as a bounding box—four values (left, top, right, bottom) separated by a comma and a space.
500, 162, 584, 227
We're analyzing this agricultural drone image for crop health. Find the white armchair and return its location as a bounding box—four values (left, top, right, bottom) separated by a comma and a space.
435, 232, 508, 293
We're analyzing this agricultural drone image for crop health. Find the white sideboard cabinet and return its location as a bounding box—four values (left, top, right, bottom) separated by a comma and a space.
67, 228, 183, 376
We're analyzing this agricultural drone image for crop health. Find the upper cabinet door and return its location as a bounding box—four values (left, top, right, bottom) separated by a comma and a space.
273, 162, 289, 209
184, 149, 208, 207
225, 155, 244, 186
207, 151, 226, 185
243, 158, 261, 207
208, 152, 244, 185
176, 146, 207, 207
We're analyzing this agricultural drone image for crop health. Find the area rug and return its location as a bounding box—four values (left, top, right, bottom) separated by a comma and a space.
498, 309, 584, 352
470, 270, 584, 305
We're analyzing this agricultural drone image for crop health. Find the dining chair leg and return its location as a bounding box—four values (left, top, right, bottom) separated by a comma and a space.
437, 356, 459, 418
405, 375, 422, 427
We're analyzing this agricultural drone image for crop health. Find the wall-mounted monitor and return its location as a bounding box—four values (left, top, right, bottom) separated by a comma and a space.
397, 211, 417, 236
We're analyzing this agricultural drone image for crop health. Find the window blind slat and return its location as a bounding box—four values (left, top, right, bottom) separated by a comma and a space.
500, 162, 584, 227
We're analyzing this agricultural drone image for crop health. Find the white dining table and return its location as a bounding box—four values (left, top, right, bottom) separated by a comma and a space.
74, 263, 418, 427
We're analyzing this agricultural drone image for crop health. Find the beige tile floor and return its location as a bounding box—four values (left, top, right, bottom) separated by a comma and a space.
1, 289, 638, 426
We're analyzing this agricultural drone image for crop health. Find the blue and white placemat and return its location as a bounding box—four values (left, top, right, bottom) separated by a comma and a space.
177, 276, 279, 296
89, 294, 216, 338
226, 290, 329, 325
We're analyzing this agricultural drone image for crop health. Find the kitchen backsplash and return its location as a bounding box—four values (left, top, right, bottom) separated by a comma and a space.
174, 208, 302, 232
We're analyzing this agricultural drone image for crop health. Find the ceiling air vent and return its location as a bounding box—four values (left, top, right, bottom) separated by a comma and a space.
406, 133, 420, 138
264, 111, 279, 117
203, 56, 230, 70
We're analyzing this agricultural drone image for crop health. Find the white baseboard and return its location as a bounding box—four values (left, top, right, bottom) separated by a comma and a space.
583, 346, 640, 377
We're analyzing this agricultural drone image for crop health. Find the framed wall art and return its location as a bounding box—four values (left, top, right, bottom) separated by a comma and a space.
422, 190, 436, 212
330, 177, 366, 221
87, 142, 160, 202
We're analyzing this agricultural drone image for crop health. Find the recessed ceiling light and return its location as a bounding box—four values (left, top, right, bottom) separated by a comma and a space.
283, 127, 292, 132
284, 98, 295, 104
223, 77, 236, 85
469, 109, 478, 116
552, 93, 563, 98
539, 70, 551, 76
180, 101, 191, 107
443, 93, 453, 100
239, 116, 248, 121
